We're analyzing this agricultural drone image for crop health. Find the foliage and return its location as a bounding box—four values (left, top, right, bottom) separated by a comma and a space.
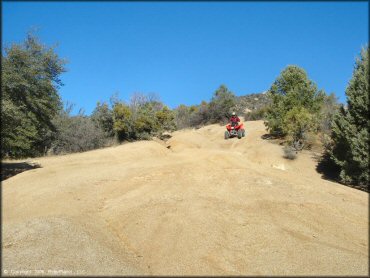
133, 101, 159, 139
264, 65, 325, 149
112, 93, 176, 141
208, 85, 237, 123
174, 104, 192, 129
319, 93, 340, 148
189, 101, 211, 127
282, 106, 316, 150
50, 103, 108, 154
113, 102, 133, 141
91, 101, 114, 137
156, 106, 176, 132
326, 47, 369, 190
1, 32, 66, 158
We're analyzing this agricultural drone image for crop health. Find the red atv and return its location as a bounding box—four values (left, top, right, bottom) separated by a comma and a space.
225, 121, 245, 139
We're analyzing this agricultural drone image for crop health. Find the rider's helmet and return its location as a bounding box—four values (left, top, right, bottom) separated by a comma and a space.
232, 112, 236, 116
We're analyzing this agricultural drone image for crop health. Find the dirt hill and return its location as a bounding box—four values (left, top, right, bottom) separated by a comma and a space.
2, 120, 368, 276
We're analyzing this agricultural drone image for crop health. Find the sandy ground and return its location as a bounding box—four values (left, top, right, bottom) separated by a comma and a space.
2, 120, 368, 276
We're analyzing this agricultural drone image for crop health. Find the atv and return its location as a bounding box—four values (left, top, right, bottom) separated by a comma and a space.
225, 121, 245, 139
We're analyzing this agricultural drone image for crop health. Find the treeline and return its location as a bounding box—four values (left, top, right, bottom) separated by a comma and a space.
174, 85, 240, 129
0, 34, 244, 159
0, 33, 263, 159
263, 48, 369, 191
94, 93, 175, 142
1, 34, 177, 157
1, 34, 368, 191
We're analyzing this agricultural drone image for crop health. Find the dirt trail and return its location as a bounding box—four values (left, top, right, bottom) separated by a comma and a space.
2, 120, 368, 276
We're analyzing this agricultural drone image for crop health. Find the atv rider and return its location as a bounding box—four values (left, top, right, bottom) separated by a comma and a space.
230, 112, 240, 126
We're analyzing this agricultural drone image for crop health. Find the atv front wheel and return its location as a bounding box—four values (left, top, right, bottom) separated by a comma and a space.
242, 129, 246, 137
237, 130, 242, 139
224, 131, 230, 140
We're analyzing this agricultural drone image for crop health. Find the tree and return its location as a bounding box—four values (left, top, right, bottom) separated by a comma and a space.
190, 101, 210, 127
112, 102, 133, 141
91, 101, 114, 137
208, 85, 236, 123
327, 47, 369, 190
174, 104, 191, 129
156, 106, 176, 132
133, 101, 159, 139
50, 103, 107, 154
319, 93, 340, 148
1, 32, 66, 158
264, 65, 324, 149
111, 93, 176, 141
283, 106, 315, 150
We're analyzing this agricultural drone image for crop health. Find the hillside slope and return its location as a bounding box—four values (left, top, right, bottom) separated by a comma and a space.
2, 120, 368, 276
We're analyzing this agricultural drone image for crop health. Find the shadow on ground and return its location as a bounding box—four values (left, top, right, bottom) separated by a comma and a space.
315, 152, 368, 193
313, 151, 343, 184
261, 134, 286, 146
1, 162, 41, 181
261, 133, 279, 140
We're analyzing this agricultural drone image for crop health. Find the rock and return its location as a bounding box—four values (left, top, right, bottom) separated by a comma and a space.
272, 164, 286, 171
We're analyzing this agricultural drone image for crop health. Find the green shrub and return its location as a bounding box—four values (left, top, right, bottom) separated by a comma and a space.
208, 85, 236, 124
91, 101, 114, 137
113, 102, 133, 141
50, 105, 108, 154
264, 65, 324, 150
112, 93, 176, 141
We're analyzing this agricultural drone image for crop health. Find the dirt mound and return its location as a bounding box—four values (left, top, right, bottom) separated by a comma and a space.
2, 120, 368, 276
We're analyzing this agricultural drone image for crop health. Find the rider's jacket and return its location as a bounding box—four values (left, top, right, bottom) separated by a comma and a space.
230, 116, 240, 123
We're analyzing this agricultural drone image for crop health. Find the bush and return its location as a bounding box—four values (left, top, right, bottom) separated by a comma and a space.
264, 65, 325, 147
283, 145, 297, 160
283, 106, 317, 150
113, 102, 134, 141
174, 104, 192, 129
156, 106, 176, 133
112, 93, 176, 141
189, 101, 210, 127
50, 105, 108, 154
91, 101, 114, 137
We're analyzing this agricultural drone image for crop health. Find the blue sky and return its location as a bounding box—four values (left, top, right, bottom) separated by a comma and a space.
2, 1, 369, 115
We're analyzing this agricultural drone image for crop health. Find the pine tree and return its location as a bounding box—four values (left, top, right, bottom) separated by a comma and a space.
329, 47, 369, 190
208, 85, 236, 123
1, 32, 66, 158
264, 65, 324, 148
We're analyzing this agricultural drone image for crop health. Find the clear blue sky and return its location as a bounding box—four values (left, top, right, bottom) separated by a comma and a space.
2, 1, 369, 115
